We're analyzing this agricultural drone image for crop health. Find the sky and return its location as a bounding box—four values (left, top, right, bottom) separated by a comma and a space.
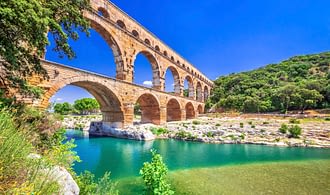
46, 0, 330, 104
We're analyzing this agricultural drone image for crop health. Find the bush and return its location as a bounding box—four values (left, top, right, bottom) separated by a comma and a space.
288, 125, 302, 138
240, 122, 244, 128
192, 120, 201, 125
263, 121, 269, 125
215, 123, 221, 127
140, 149, 173, 195
289, 118, 300, 124
151, 127, 169, 136
248, 121, 253, 125
279, 124, 288, 134
251, 125, 256, 128
325, 117, 330, 121
205, 132, 214, 138
76, 171, 118, 195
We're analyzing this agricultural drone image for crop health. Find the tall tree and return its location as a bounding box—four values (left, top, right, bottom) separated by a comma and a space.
73, 98, 100, 115
0, 0, 90, 97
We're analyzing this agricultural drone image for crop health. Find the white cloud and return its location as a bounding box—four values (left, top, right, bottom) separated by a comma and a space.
143, 81, 153, 86
56, 98, 63, 101
172, 83, 175, 86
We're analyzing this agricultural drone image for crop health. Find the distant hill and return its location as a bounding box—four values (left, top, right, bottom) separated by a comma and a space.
208, 52, 330, 113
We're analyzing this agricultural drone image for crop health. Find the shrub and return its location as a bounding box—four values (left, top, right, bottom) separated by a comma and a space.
288, 125, 302, 138
239, 134, 245, 140
215, 123, 221, 127
240, 122, 244, 128
140, 149, 173, 195
325, 117, 330, 121
192, 120, 201, 125
76, 171, 118, 195
251, 125, 256, 128
289, 118, 300, 124
151, 127, 169, 136
263, 121, 269, 125
205, 132, 214, 138
248, 121, 253, 125
279, 124, 288, 134
260, 129, 265, 133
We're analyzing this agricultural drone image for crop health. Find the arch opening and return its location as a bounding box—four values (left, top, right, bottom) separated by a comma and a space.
45, 80, 124, 128
97, 7, 110, 19
204, 86, 209, 102
135, 94, 160, 125
185, 102, 195, 119
133, 51, 161, 90
183, 75, 194, 98
116, 20, 126, 29
164, 66, 180, 94
197, 104, 203, 115
132, 30, 139, 38
144, 39, 151, 45
167, 99, 181, 122
196, 82, 203, 101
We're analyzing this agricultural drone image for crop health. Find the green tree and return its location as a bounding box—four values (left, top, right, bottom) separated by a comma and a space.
140, 149, 174, 195
295, 88, 323, 113
73, 98, 100, 115
53, 102, 73, 115
276, 85, 299, 114
0, 0, 90, 96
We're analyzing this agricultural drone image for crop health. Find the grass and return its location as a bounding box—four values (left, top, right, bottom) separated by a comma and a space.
116, 160, 330, 195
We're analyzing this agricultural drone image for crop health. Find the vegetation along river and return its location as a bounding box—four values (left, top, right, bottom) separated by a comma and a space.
66, 130, 330, 194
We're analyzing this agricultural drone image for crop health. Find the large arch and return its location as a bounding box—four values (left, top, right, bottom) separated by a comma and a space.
133, 50, 161, 90
164, 66, 180, 94
136, 93, 161, 125
196, 82, 203, 101
166, 99, 182, 122
183, 75, 194, 98
185, 102, 196, 119
197, 104, 204, 115
40, 77, 124, 128
86, 14, 127, 81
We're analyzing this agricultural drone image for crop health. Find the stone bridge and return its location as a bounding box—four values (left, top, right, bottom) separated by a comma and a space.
25, 0, 214, 128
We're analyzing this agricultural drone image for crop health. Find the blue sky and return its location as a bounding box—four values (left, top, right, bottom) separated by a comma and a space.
46, 0, 330, 103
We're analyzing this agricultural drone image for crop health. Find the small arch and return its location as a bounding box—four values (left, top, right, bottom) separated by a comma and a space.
132, 30, 139, 38
167, 99, 182, 122
163, 51, 168, 56
155, 45, 160, 52
136, 93, 161, 125
183, 64, 186, 68
197, 104, 204, 115
177, 60, 180, 65
185, 102, 196, 119
171, 56, 174, 61
97, 7, 110, 19
144, 38, 151, 45
196, 82, 203, 101
116, 20, 126, 29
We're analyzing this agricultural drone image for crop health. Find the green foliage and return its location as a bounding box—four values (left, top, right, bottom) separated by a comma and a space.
263, 121, 270, 125
74, 98, 100, 115
151, 127, 169, 136
205, 132, 214, 138
192, 120, 201, 125
175, 130, 197, 140
54, 102, 73, 115
210, 52, 330, 113
279, 124, 288, 134
134, 103, 141, 115
325, 118, 330, 121
288, 125, 302, 138
251, 125, 256, 128
0, 0, 90, 96
215, 123, 221, 127
140, 149, 174, 195
77, 171, 118, 195
240, 122, 244, 128
289, 118, 300, 124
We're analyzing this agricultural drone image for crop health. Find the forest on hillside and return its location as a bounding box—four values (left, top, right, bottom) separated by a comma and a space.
208, 52, 330, 113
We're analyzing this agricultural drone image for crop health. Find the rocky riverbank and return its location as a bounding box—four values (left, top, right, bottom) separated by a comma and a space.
63, 115, 330, 148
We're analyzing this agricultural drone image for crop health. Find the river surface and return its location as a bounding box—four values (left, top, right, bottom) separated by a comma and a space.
66, 130, 330, 180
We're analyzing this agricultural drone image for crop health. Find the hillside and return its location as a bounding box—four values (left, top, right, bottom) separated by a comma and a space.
209, 52, 330, 113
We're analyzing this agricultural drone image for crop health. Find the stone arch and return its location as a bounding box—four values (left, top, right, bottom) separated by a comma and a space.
133, 50, 161, 90
40, 76, 124, 128
185, 102, 196, 119
116, 20, 126, 29
164, 66, 181, 94
136, 93, 161, 125
196, 81, 203, 101
97, 7, 110, 19
155, 45, 160, 52
204, 86, 209, 102
163, 51, 168, 56
132, 30, 139, 38
171, 56, 174, 61
197, 104, 204, 114
183, 75, 194, 98
86, 16, 127, 81
167, 99, 182, 122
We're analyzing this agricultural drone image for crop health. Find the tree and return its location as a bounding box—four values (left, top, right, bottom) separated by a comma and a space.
295, 88, 323, 113
0, 0, 90, 97
53, 102, 73, 115
276, 85, 299, 114
73, 98, 100, 115
140, 149, 174, 195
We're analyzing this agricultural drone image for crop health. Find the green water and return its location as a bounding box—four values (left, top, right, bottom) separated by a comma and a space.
67, 130, 330, 180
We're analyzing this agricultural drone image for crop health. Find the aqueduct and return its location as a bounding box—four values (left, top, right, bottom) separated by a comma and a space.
20, 0, 214, 128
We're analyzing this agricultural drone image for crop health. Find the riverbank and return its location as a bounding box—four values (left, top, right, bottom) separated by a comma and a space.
116, 159, 330, 195
63, 114, 330, 148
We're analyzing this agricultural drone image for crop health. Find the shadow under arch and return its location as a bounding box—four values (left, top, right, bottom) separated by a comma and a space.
167, 98, 182, 122
185, 102, 196, 119
40, 77, 125, 128
133, 50, 161, 90
135, 93, 161, 125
